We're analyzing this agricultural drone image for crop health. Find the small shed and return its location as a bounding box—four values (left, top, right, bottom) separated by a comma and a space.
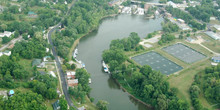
28, 11, 37, 17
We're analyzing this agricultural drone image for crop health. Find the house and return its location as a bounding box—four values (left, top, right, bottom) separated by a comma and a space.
177, 19, 185, 24
68, 79, 78, 87
213, 25, 220, 31
210, 17, 216, 20
205, 31, 220, 40
108, 0, 120, 6
32, 59, 45, 68
3, 50, 11, 56
43, 56, 51, 62
48, 71, 56, 78
66, 71, 76, 79
165, 12, 172, 18
46, 48, 49, 53
78, 106, 86, 110
186, 37, 195, 43
0, 31, 14, 38
52, 100, 60, 110
8, 90, 14, 96
167, 1, 177, 8
28, 11, 37, 17
144, 4, 151, 12
212, 56, 220, 63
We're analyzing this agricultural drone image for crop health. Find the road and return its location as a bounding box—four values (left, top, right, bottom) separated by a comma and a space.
0, 36, 22, 51
48, 1, 78, 109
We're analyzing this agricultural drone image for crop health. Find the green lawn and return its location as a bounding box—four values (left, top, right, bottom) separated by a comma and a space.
18, 59, 34, 75
200, 33, 220, 53
71, 96, 97, 110
168, 59, 212, 109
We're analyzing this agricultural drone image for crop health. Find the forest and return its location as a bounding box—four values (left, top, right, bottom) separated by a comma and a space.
53, 0, 117, 58
186, 0, 220, 22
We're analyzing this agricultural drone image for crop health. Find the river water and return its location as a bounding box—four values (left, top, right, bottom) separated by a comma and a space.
76, 14, 163, 110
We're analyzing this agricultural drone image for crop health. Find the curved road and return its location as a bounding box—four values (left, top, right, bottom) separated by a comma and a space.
48, 1, 77, 109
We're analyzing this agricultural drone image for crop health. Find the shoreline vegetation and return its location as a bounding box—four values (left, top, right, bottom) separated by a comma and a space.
67, 14, 118, 60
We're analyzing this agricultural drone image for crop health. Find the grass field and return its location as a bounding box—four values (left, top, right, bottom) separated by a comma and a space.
71, 96, 97, 110
168, 59, 211, 108
18, 59, 34, 76
200, 33, 220, 53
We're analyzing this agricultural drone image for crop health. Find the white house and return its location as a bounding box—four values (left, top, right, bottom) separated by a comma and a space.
167, 1, 177, 8
213, 25, 220, 31
3, 51, 11, 56
48, 71, 56, 77
0, 31, 14, 38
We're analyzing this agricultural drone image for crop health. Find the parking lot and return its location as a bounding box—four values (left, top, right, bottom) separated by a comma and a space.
132, 51, 183, 75
163, 43, 206, 63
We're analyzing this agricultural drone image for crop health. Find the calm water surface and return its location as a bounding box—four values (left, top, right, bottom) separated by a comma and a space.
76, 14, 163, 110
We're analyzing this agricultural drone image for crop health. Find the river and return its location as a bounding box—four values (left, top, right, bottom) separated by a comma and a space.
75, 14, 163, 110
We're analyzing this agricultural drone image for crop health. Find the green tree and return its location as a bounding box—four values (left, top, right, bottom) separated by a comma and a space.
96, 100, 109, 110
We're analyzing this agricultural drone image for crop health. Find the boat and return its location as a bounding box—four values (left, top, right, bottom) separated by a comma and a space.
82, 63, 85, 68
102, 61, 110, 73
73, 48, 78, 58
89, 78, 91, 84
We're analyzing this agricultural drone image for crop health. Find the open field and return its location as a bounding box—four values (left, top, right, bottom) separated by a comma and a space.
168, 58, 211, 108
200, 33, 220, 53
132, 51, 183, 75
162, 43, 206, 63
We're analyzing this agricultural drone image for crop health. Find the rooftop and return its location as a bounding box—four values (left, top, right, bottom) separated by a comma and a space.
212, 56, 220, 60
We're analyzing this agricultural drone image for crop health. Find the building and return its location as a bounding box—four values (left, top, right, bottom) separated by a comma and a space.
210, 17, 216, 20
205, 31, 220, 40
213, 25, 220, 31
3, 50, 11, 56
66, 71, 76, 79
28, 11, 37, 17
78, 106, 86, 110
32, 59, 45, 68
167, 1, 177, 8
0, 31, 14, 38
186, 37, 195, 43
43, 56, 51, 62
46, 48, 49, 53
144, 4, 151, 12
52, 100, 60, 110
48, 71, 56, 78
177, 19, 185, 24
108, 0, 120, 6
68, 79, 78, 87
212, 56, 220, 63
165, 12, 172, 18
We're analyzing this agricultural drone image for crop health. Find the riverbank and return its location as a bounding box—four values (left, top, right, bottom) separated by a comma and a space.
113, 78, 154, 109
67, 13, 119, 60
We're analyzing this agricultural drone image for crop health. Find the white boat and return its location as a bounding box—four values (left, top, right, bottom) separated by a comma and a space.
82, 63, 85, 68
73, 48, 78, 58
89, 78, 91, 84
102, 61, 110, 73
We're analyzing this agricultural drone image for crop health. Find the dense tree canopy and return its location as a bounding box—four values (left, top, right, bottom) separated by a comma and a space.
0, 91, 47, 110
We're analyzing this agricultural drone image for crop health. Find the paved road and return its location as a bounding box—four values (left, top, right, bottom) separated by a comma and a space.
48, 1, 78, 109
0, 36, 22, 51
